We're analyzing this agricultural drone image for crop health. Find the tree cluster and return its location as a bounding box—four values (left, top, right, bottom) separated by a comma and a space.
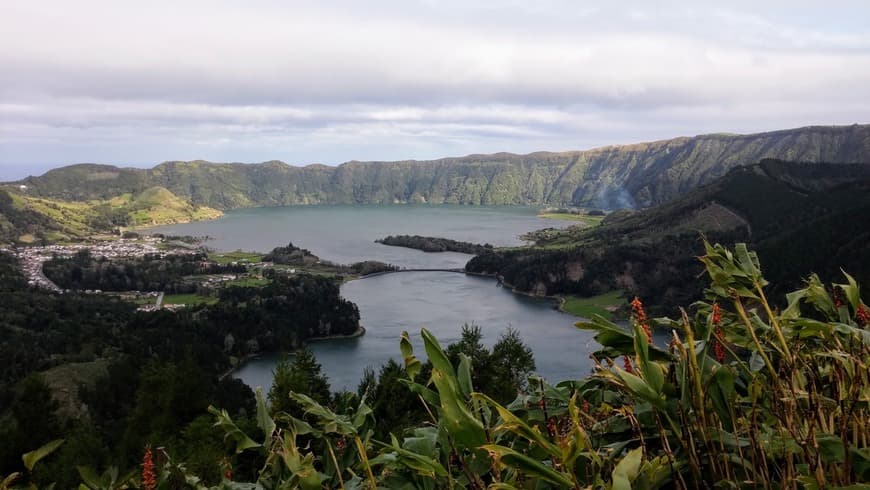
43, 250, 245, 293
376, 235, 493, 255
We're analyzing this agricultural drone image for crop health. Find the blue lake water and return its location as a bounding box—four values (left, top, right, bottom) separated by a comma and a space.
150, 205, 600, 391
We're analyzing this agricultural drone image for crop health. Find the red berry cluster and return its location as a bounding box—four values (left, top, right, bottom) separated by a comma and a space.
832, 287, 845, 308
142, 446, 157, 490
631, 297, 653, 344
712, 303, 726, 363
857, 304, 870, 327
623, 355, 634, 374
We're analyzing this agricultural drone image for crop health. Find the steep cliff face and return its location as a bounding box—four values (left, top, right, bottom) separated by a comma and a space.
13, 124, 870, 210
466, 159, 870, 313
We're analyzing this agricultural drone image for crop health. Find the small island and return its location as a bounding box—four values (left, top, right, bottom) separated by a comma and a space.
375, 235, 493, 255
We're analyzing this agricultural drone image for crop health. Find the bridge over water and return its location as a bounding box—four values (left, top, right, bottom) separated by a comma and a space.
358, 268, 467, 278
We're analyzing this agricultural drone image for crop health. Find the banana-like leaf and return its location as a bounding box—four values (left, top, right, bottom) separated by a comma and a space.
22, 439, 64, 471
403, 427, 438, 458
276, 432, 322, 490
372, 434, 448, 478
352, 398, 374, 430
289, 392, 357, 435
400, 331, 422, 380
209, 406, 261, 454
614, 368, 665, 409
421, 329, 486, 449
1, 473, 21, 490
482, 444, 575, 488
76, 466, 102, 489
611, 447, 643, 490
472, 393, 560, 458
457, 353, 474, 398
836, 270, 862, 310
398, 379, 440, 406
706, 366, 736, 431
633, 322, 664, 395
254, 387, 275, 438
576, 316, 671, 361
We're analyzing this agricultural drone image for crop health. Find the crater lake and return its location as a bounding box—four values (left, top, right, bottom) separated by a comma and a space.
148, 205, 602, 390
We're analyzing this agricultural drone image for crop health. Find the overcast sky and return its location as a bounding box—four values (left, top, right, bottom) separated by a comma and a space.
1, 0, 869, 180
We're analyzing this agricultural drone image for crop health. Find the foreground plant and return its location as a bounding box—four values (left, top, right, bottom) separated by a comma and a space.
29, 242, 857, 489
576, 242, 870, 488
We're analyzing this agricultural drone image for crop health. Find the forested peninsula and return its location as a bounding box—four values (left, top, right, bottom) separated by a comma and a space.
375, 235, 493, 254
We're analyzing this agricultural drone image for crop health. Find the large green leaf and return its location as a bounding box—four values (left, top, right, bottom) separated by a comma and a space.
576, 316, 671, 361
402, 427, 439, 458
289, 392, 357, 435
611, 447, 643, 490
275, 432, 322, 490
457, 353, 474, 397
614, 368, 665, 409
633, 322, 665, 395
421, 329, 486, 449
706, 366, 736, 431
482, 444, 575, 488
22, 439, 64, 471
400, 331, 422, 380
254, 387, 275, 438
209, 406, 261, 454
76, 466, 102, 489
398, 379, 440, 406
372, 434, 448, 478
473, 393, 560, 459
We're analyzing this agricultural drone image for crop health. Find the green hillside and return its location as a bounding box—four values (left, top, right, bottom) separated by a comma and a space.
110, 186, 223, 227
0, 186, 221, 244
466, 159, 870, 313
13, 124, 870, 210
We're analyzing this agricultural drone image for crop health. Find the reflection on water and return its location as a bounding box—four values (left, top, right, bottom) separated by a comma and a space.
150, 205, 595, 392
234, 272, 599, 391
147, 204, 569, 269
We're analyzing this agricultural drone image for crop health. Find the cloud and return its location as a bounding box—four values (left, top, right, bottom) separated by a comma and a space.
0, 0, 869, 178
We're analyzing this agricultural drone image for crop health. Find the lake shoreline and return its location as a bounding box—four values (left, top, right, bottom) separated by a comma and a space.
307, 325, 366, 343
351, 268, 566, 308
220, 325, 367, 381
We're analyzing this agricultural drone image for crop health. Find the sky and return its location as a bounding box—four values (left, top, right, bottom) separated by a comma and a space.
1, 0, 869, 180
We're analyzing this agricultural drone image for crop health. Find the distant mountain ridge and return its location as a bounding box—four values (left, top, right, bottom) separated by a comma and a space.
10, 124, 870, 210
466, 158, 870, 312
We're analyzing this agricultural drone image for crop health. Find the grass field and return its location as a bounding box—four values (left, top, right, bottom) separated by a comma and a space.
225, 276, 270, 287
211, 251, 263, 264
163, 293, 218, 305
560, 291, 624, 320
538, 213, 604, 226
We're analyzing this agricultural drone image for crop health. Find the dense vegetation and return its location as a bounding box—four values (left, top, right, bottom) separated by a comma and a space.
7, 242, 867, 488
262, 242, 319, 265
376, 235, 493, 255
43, 251, 245, 293
11, 125, 870, 211
468, 160, 870, 314
0, 252, 364, 486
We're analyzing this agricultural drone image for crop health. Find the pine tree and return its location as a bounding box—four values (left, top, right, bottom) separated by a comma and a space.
267, 348, 331, 416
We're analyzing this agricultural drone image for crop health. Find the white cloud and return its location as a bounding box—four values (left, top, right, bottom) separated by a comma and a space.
0, 0, 869, 178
